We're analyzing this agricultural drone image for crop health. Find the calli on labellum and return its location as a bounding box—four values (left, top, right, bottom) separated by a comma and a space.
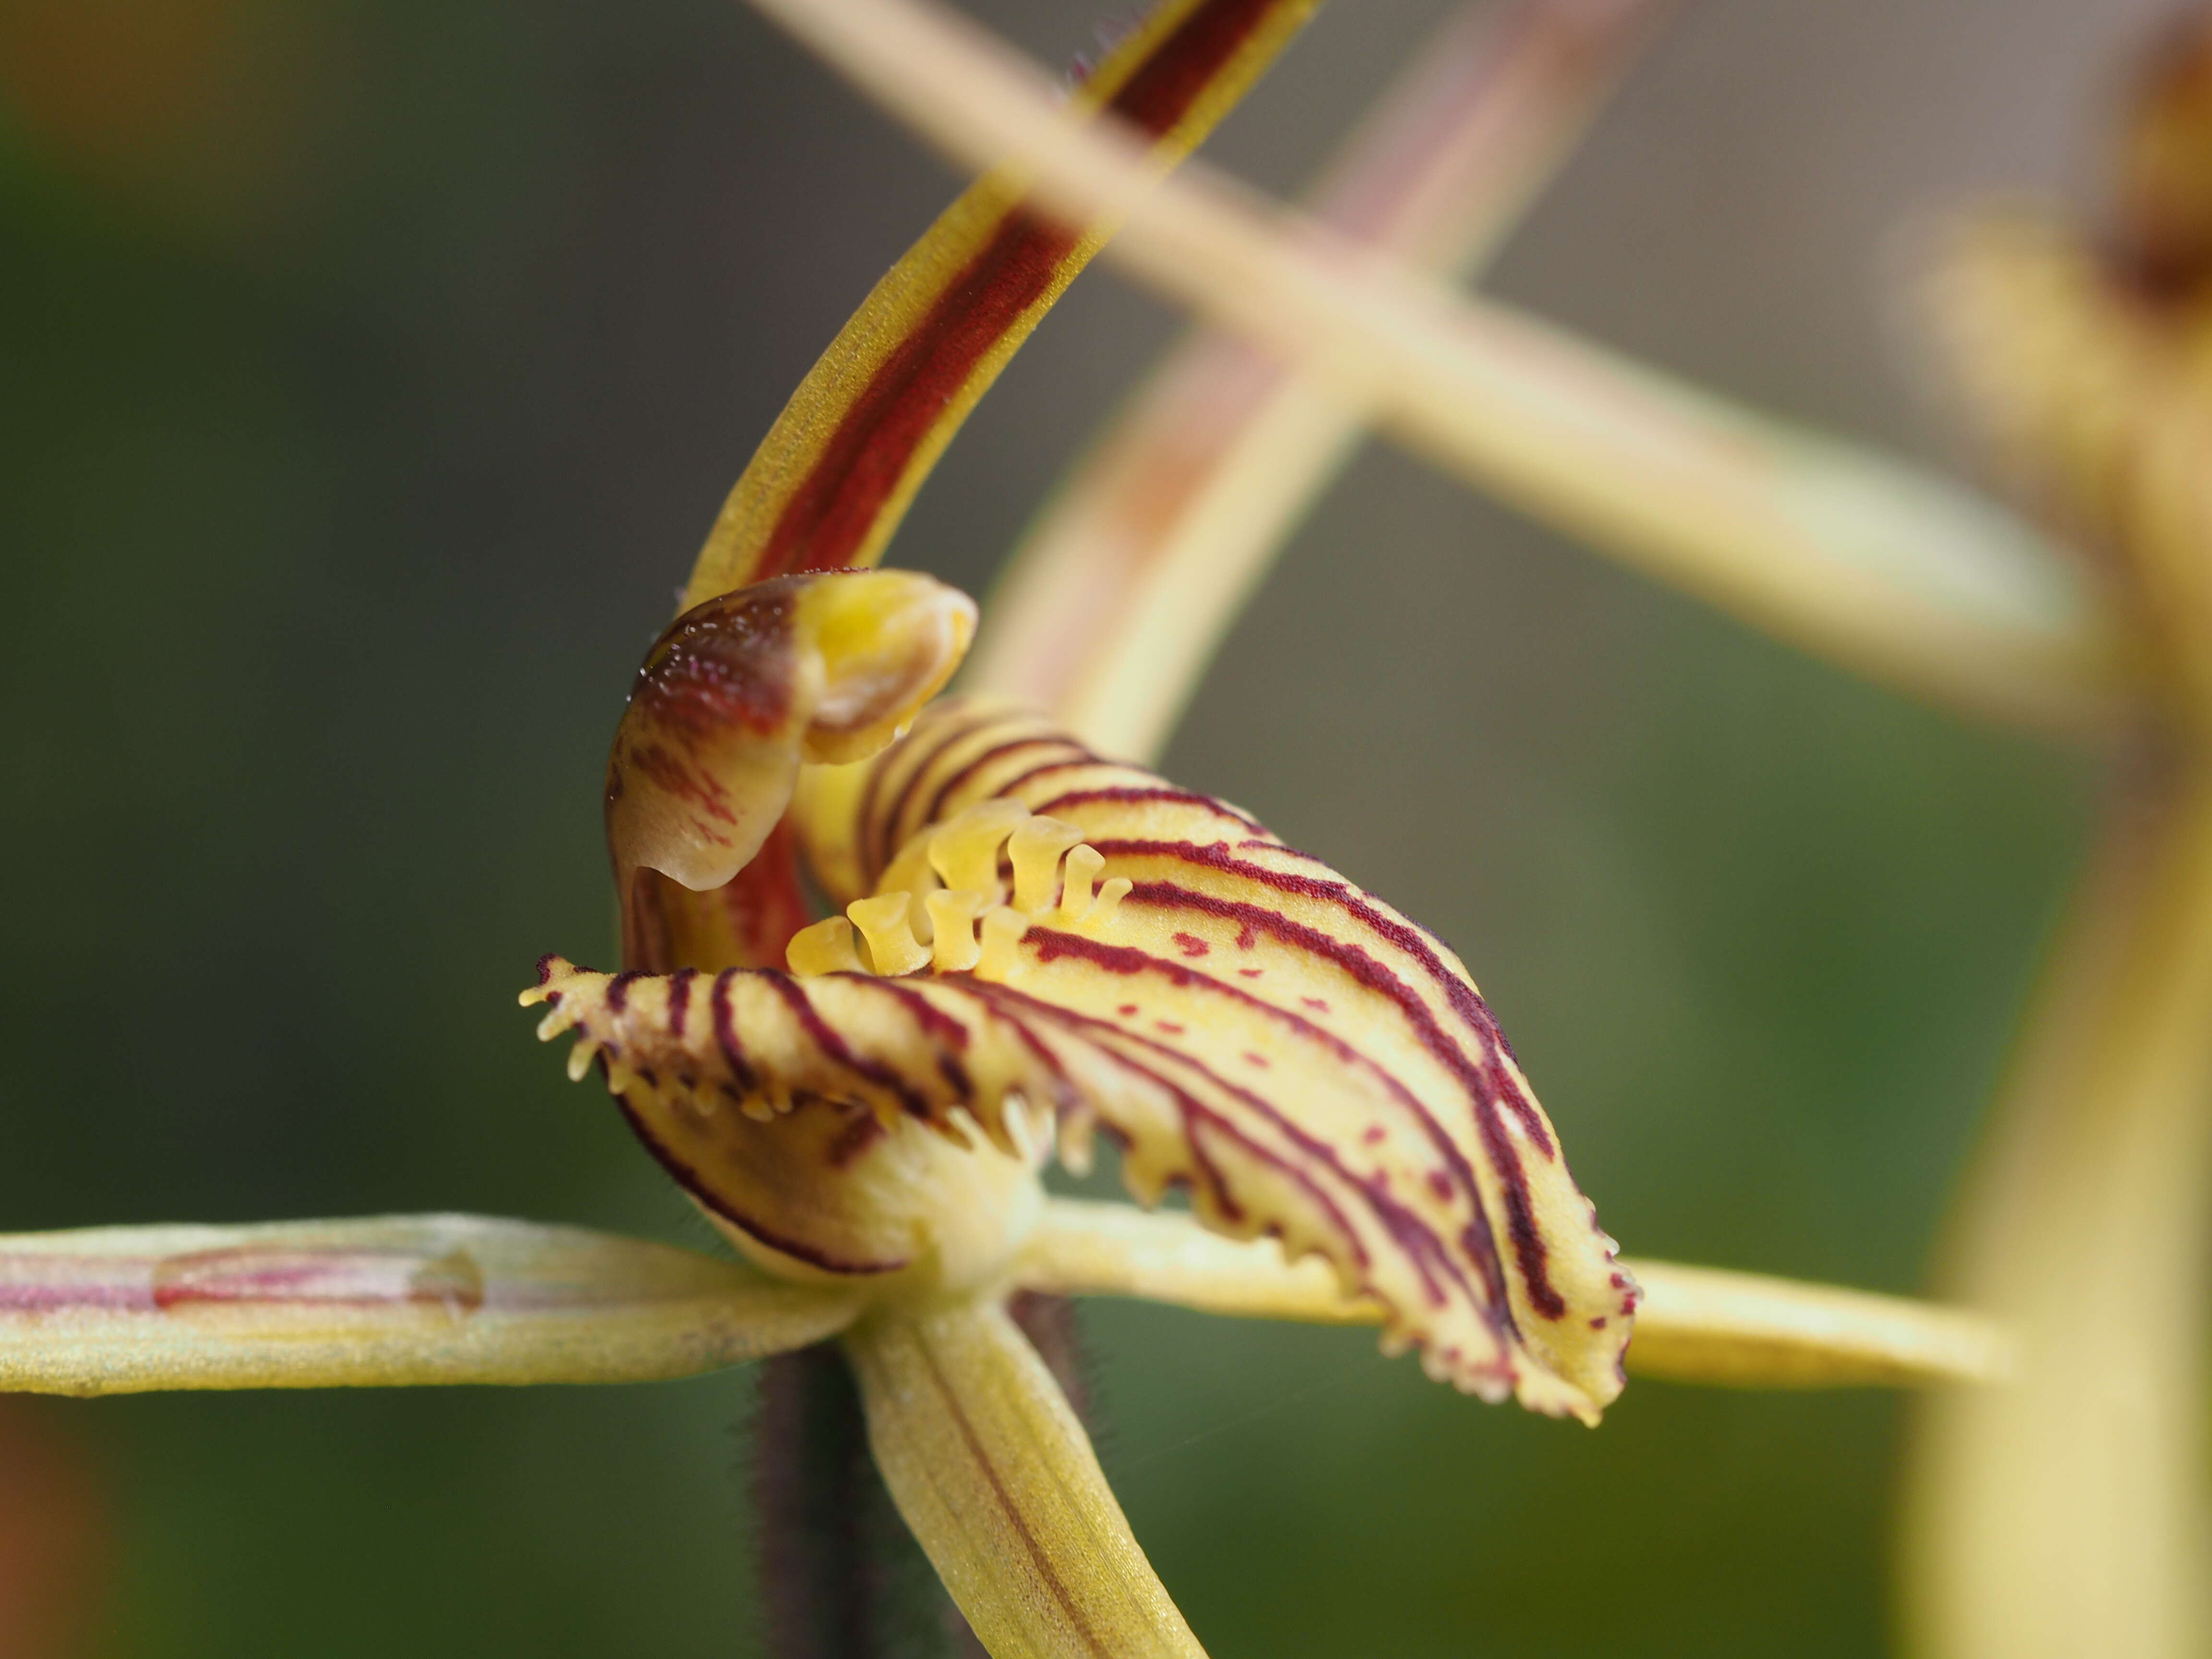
0, 0, 2029, 1652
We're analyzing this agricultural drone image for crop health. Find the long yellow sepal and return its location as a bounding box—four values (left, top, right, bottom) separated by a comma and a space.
0, 1214, 861, 1395
845, 1298, 1206, 1659
682, 0, 1322, 608
1019, 1199, 2012, 1389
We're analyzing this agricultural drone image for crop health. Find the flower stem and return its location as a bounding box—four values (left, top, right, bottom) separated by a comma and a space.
753, 1342, 974, 1659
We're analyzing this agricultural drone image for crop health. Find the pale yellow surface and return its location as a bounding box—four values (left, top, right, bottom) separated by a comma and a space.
848, 1299, 1206, 1659
1905, 774, 2212, 1659
1022, 1200, 2013, 1388
0, 1214, 860, 1395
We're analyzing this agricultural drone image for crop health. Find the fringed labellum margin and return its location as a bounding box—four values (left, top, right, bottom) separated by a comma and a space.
541, 577, 1634, 1421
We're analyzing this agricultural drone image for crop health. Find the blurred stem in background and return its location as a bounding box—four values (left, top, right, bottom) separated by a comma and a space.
749, 0, 2131, 736
1904, 753, 2212, 1659
967, 0, 1669, 763
1901, 20, 2212, 1656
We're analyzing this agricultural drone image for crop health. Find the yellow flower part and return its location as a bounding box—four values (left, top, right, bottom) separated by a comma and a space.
0, 1, 2036, 1652
541, 585, 1634, 1419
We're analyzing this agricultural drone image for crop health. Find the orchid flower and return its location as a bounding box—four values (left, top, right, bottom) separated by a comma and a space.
0, 0, 2018, 1653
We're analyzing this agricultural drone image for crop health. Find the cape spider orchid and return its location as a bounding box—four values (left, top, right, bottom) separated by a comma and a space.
9, 0, 2086, 1653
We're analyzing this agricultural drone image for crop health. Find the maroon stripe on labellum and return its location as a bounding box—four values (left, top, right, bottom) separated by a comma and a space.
1030, 786, 1268, 836
605, 970, 649, 1013
1053, 995, 1504, 1336
964, 981, 1391, 1270
987, 756, 1121, 800
666, 967, 698, 1043
1093, 839, 1556, 1155
872, 981, 979, 1102
766, 978, 936, 1121
978, 959, 1513, 1334
1023, 921, 1529, 1321
711, 969, 761, 1094
857, 705, 1004, 884
1102, 872, 1565, 1318
755, 0, 1287, 584
825, 1108, 889, 1169
874, 981, 975, 1052
990, 981, 1509, 1342
953, 986, 1084, 1117
921, 735, 1094, 830
867, 706, 1016, 882
609, 1094, 909, 1275
1240, 839, 1332, 866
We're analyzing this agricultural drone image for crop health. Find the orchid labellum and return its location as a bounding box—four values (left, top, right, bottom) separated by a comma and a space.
0, 0, 2027, 1652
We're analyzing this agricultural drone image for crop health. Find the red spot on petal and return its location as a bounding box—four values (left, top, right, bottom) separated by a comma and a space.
1300, 996, 1330, 1013
1172, 932, 1209, 957
1361, 1126, 1385, 1145
1237, 967, 1263, 979
1154, 1021, 1184, 1035
1117, 1003, 1139, 1018
1235, 924, 1255, 950
1242, 1051, 1270, 1069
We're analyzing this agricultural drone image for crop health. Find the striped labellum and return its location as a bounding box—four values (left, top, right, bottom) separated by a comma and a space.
535, 620, 1634, 1421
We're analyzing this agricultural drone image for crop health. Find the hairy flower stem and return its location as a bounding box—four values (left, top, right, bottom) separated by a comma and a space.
753, 1297, 1095, 1658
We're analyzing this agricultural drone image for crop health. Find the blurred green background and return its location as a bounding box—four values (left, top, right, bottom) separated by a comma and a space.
0, 0, 2164, 1652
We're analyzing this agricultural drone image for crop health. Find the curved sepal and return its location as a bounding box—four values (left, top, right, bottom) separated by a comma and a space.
683, 0, 1324, 607
847, 1299, 1205, 1659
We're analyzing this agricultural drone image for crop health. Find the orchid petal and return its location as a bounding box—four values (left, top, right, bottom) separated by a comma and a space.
537, 697, 1635, 1421
1019, 1200, 2012, 1387
969, 0, 1667, 760
0, 1214, 859, 1396
845, 1299, 1205, 1659
609, 570, 975, 969
741, 0, 2127, 733
681, 0, 1323, 611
